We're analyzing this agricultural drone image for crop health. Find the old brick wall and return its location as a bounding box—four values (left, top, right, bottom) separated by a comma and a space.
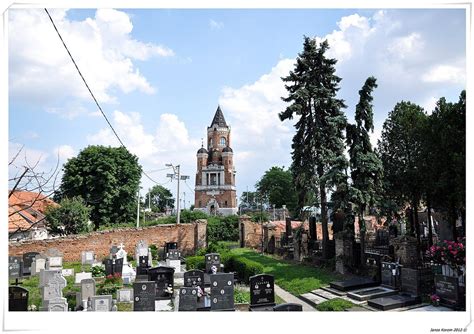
8, 220, 207, 261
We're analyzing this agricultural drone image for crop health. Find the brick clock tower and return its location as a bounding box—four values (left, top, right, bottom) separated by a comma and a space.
194, 106, 237, 216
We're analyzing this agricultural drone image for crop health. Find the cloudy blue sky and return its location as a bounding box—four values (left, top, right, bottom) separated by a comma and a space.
8, 8, 466, 208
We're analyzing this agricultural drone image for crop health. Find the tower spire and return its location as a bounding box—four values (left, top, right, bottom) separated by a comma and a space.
210, 105, 227, 127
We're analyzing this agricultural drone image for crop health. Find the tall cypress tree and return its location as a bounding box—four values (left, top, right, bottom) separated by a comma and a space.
346, 77, 383, 265
280, 37, 347, 258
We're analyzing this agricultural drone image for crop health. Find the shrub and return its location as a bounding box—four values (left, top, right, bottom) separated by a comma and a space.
234, 287, 250, 304
186, 256, 205, 270
316, 298, 354, 311
225, 255, 264, 283
91, 265, 105, 277
207, 215, 239, 243
45, 196, 92, 235
149, 244, 158, 260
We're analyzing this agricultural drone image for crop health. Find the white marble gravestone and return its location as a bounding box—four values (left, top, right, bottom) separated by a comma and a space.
166, 259, 181, 273
81, 251, 95, 265
116, 243, 135, 284
48, 297, 68, 312
117, 288, 133, 303
61, 268, 74, 277
40, 272, 67, 311
75, 271, 93, 284
135, 240, 148, 264
91, 295, 112, 311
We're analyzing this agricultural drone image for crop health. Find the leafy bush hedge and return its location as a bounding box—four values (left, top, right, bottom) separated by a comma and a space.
186, 255, 205, 270
207, 215, 239, 243
225, 255, 264, 283
315, 298, 354, 311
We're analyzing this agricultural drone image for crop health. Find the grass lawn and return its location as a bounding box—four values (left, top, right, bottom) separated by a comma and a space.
229, 248, 340, 296
316, 298, 355, 311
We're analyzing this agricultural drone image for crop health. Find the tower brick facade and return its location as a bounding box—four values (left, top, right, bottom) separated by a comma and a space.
194, 106, 237, 216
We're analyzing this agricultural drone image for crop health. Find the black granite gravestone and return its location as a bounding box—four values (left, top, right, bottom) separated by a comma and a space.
401, 268, 421, 296
435, 275, 460, 308
210, 273, 234, 311
22, 252, 39, 276
381, 262, 400, 289
136, 255, 150, 275
249, 274, 275, 310
110, 246, 119, 258
104, 258, 124, 276
135, 274, 149, 282
273, 303, 303, 311
184, 269, 204, 289
9, 286, 28, 311
178, 287, 198, 311
167, 249, 180, 260
8, 256, 22, 279
133, 281, 156, 311
205, 253, 221, 274
148, 266, 175, 300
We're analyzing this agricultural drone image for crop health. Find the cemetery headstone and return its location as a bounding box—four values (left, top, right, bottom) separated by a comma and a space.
115, 243, 128, 264
133, 281, 156, 311
104, 258, 123, 276
135, 274, 149, 282
210, 273, 235, 311
91, 295, 113, 311
249, 274, 275, 309
178, 287, 198, 311
40, 271, 67, 310
365, 251, 382, 283
9, 286, 28, 311
164, 242, 178, 254
136, 255, 150, 275
273, 303, 303, 311
81, 251, 95, 265
75, 272, 93, 284
435, 275, 460, 309
39, 269, 61, 287
110, 245, 119, 259
381, 262, 400, 289
8, 256, 23, 279
184, 270, 204, 289
205, 253, 221, 274
61, 268, 74, 277
45, 256, 63, 270
47, 297, 68, 311
80, 278, 96, 304
148, 266, 175, 299
117, 288, 133, 303
31, 255, 46, 276
166, 249, 181, 273
166, 249, 180, 260
135, 240, 148, 262
401, 268, 421, 296
22, 252, 39, 276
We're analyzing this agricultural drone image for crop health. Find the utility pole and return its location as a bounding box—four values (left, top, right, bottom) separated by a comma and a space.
183, 192, 186, 210
136, 188, 140, 228
166, 164, 189, 224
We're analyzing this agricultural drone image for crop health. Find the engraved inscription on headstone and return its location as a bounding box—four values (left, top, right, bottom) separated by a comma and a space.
91, 295, 112, 311
381, 262, 399, 289
133, 281, 156, 311
435, 275, 460, 307
148, 266, 174, 299
401, 268, 420, 296
166, 249, 180, 260
210, 273, 234, 311
184, 270, 204, 289
81, 251, 95, 265
118, 288, 133, 303
178, 287, 198, 311
8, 256, 22, 279
249, 274, 275, 308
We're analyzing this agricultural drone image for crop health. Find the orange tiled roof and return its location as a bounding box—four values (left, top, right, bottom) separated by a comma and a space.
8, 190, 58, 233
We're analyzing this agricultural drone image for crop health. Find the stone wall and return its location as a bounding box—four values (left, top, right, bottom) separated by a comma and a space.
8, 220, 207, 262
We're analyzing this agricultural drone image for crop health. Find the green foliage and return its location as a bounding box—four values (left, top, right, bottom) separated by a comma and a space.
56, 145, 142, 229
185, 255, 205, 270
316, 298, 354, 311
91, 265, 106, 277
144, 185, 174, 212
149, 244, 158, 260
229, 248, 340, 295
240, 191, 258, 209
250, 211, 270, 223
256, 166, 298, 215
225, 255, 264, 283
45, 197, 92, 235
207, 215, 239, 243
279, 37, 348, 257
179, 209, 208, 223
234, 287, 250, 304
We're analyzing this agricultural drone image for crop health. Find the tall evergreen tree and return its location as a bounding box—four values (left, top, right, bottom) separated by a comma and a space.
346, 77, 383, 265
280, 37, 348, 258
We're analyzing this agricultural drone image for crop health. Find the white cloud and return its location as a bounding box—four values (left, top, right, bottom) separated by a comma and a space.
209, 19, 224, 30
9, 9, 173, 108
53, 145, 75, 161
422, 64, 466, 84
387, 32, 424, 59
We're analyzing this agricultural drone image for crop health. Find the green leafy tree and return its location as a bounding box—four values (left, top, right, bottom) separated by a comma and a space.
45, 197, 92, 235
424, 91, 465, 239
207, 215, 239, 242
144, 185, 174, 212
378, 101, 428, 245
280, 37, 348, 258
255, 166, 298, 215
346, 77, 383, 264
56, 145, 142, 229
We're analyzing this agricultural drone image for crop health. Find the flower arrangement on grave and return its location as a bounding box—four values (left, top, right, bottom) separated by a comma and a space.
91, 265, 106, 277
426, 238, 465, 274
104, 272, 122, 285
430, 294, 440, 306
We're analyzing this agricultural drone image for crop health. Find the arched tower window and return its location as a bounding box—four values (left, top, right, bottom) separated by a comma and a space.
209, 138, 213, 148
220, 137, 226, 146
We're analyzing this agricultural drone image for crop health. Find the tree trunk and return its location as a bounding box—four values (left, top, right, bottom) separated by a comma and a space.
320, 182, 329, 259
413, 198, 421, 246
359, 206, 366, 269
427, 198, 433, 247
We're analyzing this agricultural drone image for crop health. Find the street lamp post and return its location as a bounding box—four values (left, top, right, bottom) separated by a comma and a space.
167, 164, 189, 224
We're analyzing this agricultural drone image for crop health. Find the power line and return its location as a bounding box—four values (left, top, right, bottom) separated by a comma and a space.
145, 166, 172, 174
184, 180, 195, 194
44, 8, 163, 187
